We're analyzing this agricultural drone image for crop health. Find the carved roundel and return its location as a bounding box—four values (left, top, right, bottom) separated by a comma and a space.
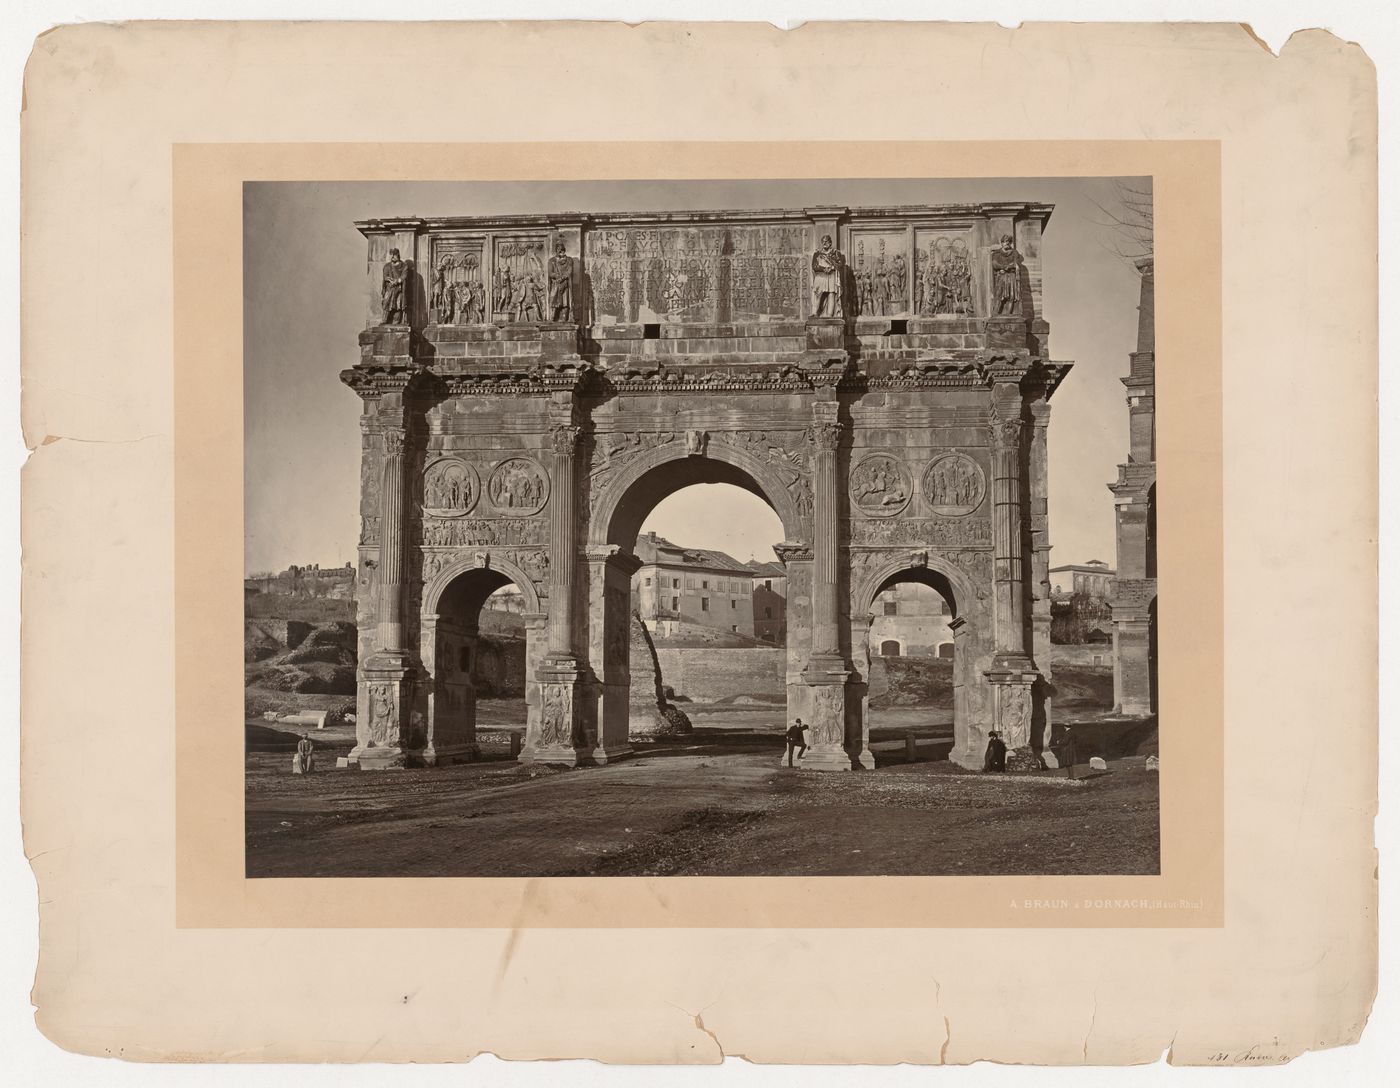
487, 456, 550, 517
422, 457, 480, 518
849, 453, 913, 518
922, 452, 987, 517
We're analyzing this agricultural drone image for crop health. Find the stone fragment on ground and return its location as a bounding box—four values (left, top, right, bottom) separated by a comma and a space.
1089, 756, 1108, 770
1004, 746, 1041, 773
1145, 754, 1159, 771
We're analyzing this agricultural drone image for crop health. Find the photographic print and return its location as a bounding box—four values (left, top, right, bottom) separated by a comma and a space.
243, 177, 1160, 879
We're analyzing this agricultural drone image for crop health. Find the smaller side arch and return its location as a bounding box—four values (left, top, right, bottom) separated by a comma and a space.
422, 553, 542, 617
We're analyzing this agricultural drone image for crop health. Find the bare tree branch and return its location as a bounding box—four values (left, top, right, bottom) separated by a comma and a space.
1088, 179, 1154, 267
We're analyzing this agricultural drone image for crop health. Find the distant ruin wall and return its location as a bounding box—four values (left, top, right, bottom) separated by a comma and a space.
652, 648, 787, 702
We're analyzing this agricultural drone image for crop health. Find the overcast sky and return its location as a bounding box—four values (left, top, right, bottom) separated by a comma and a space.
245, 177, 1147, 574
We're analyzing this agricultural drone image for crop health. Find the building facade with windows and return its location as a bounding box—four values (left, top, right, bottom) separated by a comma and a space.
867, 582, 954, 658
1048, 559, 1115, 600
632, 532, 757, 638
748, 561, 788, 643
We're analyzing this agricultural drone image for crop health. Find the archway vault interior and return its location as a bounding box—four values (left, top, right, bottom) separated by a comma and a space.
435, 567, 518, 622
867, 566, 961, 621
605, 455, 790, 552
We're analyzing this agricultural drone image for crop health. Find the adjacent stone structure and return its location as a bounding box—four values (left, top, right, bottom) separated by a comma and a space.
1108, 257, 1158, 715
341, 203, 1072, 770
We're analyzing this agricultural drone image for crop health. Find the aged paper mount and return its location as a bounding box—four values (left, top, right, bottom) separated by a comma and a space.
21, 22, 1375, 1065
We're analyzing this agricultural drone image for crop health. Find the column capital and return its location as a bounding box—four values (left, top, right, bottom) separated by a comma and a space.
548, 423, 582, 455
382, 425, 407, 459
810, 421, 844, 450
989, 415, 1023, 449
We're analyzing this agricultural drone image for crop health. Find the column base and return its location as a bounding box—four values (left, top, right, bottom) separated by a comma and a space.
353, 746, 410, 770
799, 745, 853, 772
422, 743, 478, 767
585, 743, 635, 766
520, 743, 584, 767
856, 747, 876, 770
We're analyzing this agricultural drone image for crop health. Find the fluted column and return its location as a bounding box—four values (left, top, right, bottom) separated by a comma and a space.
810, 417, 845, 659
377, 425, 408, 654
546, 421, 581, 660
800, 408, 852, 771
985, 382, 1039, 759
526, 412, 595, 767
990, 400, 1027, 659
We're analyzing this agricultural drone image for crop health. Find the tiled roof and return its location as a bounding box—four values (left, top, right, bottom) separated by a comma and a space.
635, 532, 751, 572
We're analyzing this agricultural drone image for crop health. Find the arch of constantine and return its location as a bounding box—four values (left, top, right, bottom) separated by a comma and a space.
341, 202, 1072, 771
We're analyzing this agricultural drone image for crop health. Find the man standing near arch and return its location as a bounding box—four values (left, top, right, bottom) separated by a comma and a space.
783, 717, 810, 767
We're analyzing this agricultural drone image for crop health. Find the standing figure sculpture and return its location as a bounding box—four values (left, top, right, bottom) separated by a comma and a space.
547, 240, 574, 322
810, 235, 844, 318
872, 257, 890, 316
432, 259, 451, 323
890, 253, 907, 310
922, 255, 944, 315
494, 265, 513, 318
461, 279, 485, 324
513, 274, 544, 322
381, 248, 408, 324
991, 233, 1022, 316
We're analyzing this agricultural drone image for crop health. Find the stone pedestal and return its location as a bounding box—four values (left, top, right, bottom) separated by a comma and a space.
986, 659, 1040, 765
986, 316, 1027, 350
527, 661, 587, 765
538, 321, 581, 359
351, 652, 417, 769
803, 662, 853, 772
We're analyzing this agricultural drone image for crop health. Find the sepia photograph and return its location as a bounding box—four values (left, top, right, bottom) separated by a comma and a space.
243, 176, 1160, 879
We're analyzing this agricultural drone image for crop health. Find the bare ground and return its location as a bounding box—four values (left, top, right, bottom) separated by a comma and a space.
246, 704, 1158, 879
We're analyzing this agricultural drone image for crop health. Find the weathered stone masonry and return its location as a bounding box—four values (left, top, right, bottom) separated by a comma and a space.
341, 204, 1073, 770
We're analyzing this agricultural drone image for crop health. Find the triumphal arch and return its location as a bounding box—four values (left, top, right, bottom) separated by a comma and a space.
341, 203, 1072, 771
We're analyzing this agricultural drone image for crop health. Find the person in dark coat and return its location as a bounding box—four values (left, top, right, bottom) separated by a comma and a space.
982, 729, 1007, 773
784, 718, 809, 767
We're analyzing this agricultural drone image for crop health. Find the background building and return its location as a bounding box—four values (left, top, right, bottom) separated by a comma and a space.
632, 532, 757, 639
244, 561, 355, 599
748, 561, 787, 643
868, 582, 954, 658
1049, 559, 1115, 599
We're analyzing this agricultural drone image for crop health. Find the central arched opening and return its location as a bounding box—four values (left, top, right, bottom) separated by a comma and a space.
591, 450, 800, 761
424, 562, 539, 764
860, 566, 964, 766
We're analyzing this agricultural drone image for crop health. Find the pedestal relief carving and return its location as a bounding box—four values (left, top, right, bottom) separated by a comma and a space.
809, 684, 846, 748
367, 682, 396, 746
539, 683, 572, 747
